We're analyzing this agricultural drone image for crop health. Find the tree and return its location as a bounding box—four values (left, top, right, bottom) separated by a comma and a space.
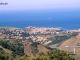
17, 49, 75, 60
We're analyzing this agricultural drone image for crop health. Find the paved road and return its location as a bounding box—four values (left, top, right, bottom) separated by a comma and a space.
50, 46, 80, 48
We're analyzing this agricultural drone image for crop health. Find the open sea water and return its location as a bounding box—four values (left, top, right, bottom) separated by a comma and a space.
0, 10, 80, 30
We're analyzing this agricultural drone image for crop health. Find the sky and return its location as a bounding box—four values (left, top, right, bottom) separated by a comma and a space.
0, 0, 80, 11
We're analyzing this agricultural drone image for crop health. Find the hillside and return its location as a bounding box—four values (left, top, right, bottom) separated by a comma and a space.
23, 40, 49, 57
37, 44, 49, 54
60, 34, 80, 56
59, 33, 80, 60
60, 34, 80, 47
49, 33, 80, 60
0, 48, 9, 60
23, 40, 34, 57
48, 33, 80, 60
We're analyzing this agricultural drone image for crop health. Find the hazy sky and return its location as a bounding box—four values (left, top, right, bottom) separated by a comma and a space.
0, 0, 80, 11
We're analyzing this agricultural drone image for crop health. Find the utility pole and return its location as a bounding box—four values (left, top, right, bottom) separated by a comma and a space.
73, 47, 76, 54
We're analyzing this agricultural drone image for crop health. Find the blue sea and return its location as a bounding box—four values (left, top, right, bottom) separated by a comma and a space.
0, 9, 80, 30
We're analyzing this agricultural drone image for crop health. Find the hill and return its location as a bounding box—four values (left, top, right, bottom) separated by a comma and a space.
0, 38, 49, 59
60, 33, 80, 47
60, 34, 80, 59
23, 40, 49, 57
49, 33, 80, 60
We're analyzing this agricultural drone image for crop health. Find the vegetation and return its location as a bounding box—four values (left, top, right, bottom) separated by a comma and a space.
0, 39, 24, 56
31, 42, 39, 56
21, 32, 30, 38
0, 48, 9, 60
16, 50, 75, 60
49, 32, 78, 44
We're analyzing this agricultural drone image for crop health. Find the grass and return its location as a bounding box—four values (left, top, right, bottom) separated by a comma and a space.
3, 48, 12, 54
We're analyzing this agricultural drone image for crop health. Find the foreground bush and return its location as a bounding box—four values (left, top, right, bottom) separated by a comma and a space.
16, 50, 75, 60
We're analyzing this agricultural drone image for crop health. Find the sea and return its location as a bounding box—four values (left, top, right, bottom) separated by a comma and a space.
0, 9, 80, 30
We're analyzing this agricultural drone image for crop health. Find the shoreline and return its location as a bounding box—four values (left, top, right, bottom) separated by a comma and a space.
0, 26, 79, 31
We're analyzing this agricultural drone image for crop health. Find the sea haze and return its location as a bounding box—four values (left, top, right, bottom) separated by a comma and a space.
0, 9, 80, 30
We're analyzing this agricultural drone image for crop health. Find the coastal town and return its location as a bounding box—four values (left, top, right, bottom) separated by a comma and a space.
0, 26, 61, 39
0, 26, 80, 45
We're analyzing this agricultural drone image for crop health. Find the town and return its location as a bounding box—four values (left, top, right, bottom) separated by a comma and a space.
0, 26, 80, 45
